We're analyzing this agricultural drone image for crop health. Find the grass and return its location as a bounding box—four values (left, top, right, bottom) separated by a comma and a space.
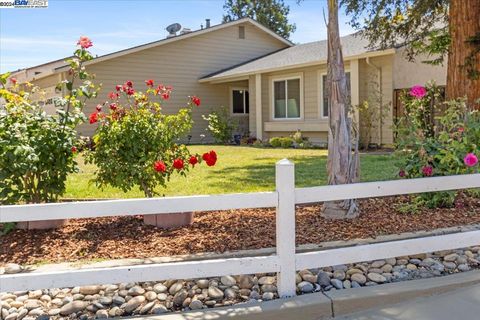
64, 145, 400, 199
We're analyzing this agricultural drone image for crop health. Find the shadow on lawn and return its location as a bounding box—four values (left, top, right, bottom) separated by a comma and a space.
208, 154, 396, 191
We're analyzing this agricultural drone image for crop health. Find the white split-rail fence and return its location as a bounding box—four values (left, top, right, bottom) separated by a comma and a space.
1, 159, 480, 297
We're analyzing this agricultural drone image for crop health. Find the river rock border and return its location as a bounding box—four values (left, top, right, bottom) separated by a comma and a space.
2, 246, 480, 320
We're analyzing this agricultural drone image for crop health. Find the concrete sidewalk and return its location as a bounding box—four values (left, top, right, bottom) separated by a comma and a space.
338, 284, 480, 320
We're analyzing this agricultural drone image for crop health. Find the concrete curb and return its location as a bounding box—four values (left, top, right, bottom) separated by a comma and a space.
325, 269, 480, 317
127, 271, 480, 320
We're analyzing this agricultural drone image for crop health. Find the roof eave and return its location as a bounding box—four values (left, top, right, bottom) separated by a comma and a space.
199, 48, 396, 84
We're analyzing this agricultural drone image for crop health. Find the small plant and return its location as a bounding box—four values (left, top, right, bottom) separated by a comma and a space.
0, 37, 99, 204
202, 106, 237, 144
396, 83, 480, 208
87, 80, 216, 198
290, 130, 313, 149
355, 74, 390, 149
269, 136, 294, 148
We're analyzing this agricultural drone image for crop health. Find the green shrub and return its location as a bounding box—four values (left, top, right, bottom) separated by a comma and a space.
202, 106, 237, 144
0, 37, 98, 204
87, 82, 216, 198
269, 137, 294, 148
396, 82, 480, 208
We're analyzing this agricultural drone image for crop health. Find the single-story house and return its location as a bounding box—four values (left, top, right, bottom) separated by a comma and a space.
10, 18, 446, 145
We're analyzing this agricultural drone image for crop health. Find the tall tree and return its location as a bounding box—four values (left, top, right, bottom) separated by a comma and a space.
223, 0, 296, 39
342, 0, 480, 108
323, 0, 360, 219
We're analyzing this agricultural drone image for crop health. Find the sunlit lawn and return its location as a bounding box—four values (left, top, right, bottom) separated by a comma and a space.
64, 145, 399, 199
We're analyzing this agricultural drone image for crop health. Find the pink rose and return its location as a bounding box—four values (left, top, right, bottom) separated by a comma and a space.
422, 165, 433, 176
410, 85, 427, 99
77, 36, 93, 49
464, 153, 478, 167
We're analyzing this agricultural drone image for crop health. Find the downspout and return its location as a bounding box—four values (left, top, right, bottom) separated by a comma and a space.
366, 57, 383, 146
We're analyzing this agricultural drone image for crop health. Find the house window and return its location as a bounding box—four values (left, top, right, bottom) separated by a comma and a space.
321, 72, 351, 117
273, 78, 301, 119
239, 26, 245, 39
232, 89, 249, 114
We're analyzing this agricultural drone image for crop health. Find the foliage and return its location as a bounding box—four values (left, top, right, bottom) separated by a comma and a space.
222, 0, 296, 39
342, 0, 450, 65
342, 0, 480, 84
0, 38, 98, 204
202, 106, 237, 144
269, 136, 294, 148
396, 83, 480, 209
291, 130, 313, 149
87, 81, 215, 198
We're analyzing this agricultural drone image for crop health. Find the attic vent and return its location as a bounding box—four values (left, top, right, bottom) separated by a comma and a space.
239, 26, 245, 39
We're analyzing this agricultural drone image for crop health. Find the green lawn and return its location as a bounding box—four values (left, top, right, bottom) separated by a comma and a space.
64, 145, 400, 199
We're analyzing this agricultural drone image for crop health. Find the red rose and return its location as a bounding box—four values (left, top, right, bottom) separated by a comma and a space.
153, 160, 166, 173
173, 158, 184, 170
125, 81, 133, 88
123, 87, 134, 96
145, 79, 154, 87
95, 104, 102, 111
202, 150, 217, 167
191, 96, 201, 107
115, 85, 122, 92
161, 92, 170, 100
109, 103, 117, 111
89, 112, 99, 124
398, 170, 406, 178
10, 77, 17, 85
77, 36, 93, 49
108, 92, 119, 100
71, 146, 78, 153
189, 155, 198, 166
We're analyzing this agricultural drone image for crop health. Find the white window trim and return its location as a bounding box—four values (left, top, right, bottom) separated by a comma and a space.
270, 73, 304, 121
318, 69, 350, 119
229, 87, 249, 116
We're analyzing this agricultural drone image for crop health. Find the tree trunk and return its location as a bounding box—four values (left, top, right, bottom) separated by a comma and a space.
446, 0, 480, 108
322, 0, 360, 219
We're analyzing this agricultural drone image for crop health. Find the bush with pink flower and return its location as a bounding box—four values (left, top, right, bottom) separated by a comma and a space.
0, 37, 99, 204
395, 83, 480, 208
86, 81, 216, 197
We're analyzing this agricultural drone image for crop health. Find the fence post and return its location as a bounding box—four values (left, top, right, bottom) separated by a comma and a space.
275, 158, 296, 298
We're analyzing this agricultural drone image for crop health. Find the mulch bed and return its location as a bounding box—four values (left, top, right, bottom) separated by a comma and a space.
2, 193, 480, 265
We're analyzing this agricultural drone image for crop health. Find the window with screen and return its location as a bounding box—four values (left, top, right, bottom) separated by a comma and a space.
273, 78, 301, 119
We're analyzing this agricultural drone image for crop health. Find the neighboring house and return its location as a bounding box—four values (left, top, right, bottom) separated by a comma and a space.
10, 18, 446, 145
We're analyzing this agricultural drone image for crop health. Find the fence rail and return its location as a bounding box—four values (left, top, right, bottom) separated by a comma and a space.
1, 159, 480, 296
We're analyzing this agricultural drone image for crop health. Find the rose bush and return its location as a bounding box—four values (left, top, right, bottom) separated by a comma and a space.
0, 37, 99, 204
86, 81, 216, 197
396, 83, 480, 209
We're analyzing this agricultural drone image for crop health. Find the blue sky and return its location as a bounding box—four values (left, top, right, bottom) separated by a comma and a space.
0, 0, 356, 73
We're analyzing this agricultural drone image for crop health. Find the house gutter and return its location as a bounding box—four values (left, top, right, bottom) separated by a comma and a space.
365, 57, 383, 146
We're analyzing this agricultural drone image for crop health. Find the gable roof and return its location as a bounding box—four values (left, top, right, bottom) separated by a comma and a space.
54, 18, 292, 73
19, 18, 292, 82
200, 33, 395, 82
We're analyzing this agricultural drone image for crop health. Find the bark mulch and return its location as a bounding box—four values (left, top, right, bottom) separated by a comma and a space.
1, 193, 480, 266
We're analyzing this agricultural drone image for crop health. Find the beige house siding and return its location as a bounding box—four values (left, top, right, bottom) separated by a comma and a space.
393, 47, 447, 89
75, 23, 288, 139
31, 73, 64, 115
255, 60, 401, 146
260, 65, 330, 144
